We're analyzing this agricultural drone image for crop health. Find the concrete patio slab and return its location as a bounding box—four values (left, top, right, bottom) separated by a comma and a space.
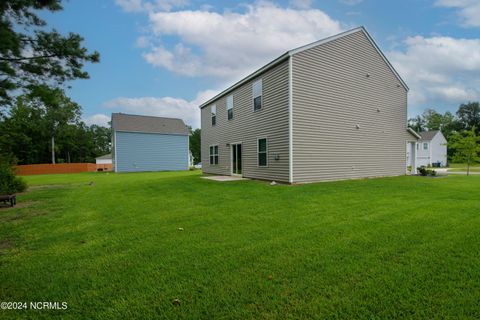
202, 175, 249, 182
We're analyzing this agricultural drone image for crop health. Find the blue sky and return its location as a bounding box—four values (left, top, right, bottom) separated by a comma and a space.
41, 0, 480, 128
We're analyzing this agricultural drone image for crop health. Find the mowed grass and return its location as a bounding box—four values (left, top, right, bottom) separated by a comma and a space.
1, 171, 480, 319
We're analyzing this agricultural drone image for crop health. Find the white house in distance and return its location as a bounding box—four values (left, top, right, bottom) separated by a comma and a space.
417, 131, 447, 167
95, 153, 112, 171
407, 130, 447, 168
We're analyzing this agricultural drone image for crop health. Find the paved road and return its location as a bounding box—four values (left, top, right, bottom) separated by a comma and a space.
435, 168, 480, 175
447, 171, 480, 175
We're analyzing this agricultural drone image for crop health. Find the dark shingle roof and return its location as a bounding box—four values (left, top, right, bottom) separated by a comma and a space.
419, 130, 439, 141
111, 113, 189, 135
95, 153, 112, 160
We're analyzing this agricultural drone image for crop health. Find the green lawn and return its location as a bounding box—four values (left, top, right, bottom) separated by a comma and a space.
1, 171, 479, 319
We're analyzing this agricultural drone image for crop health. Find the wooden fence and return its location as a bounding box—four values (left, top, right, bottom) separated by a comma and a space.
16, 163, 98, 176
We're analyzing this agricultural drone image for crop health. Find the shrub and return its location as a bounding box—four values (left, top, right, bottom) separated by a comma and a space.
0, 155, 27, 194
417, 166, 437, 177
418, 166, 428, 176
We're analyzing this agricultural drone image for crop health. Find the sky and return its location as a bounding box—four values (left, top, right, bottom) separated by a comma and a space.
41, 0, 480, 128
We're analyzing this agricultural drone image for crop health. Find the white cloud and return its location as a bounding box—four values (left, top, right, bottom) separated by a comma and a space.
84, 114, 111, 127
115, 0, 188, 12
289, 0, 313, 9
102, 90, 217, 128
339, 0, 363, 5
143, 2, 343, 79
115, 0, 145, 12
135, 35, 150, 48
388, 35, 480, 110
435, 0, 480, 27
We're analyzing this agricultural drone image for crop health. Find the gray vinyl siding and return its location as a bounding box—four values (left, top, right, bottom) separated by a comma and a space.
291, 31, 408, 183
201, 60, 290, 182
115, 131, 189, 172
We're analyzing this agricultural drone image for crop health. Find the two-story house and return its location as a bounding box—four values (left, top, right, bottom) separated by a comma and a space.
200, 27, 419, 183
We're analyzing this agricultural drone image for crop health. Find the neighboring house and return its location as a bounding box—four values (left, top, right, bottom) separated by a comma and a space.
95, 153, 112, 171
200, 27, 418, 183
111, 113, 190, 172
416, 130, 448, 167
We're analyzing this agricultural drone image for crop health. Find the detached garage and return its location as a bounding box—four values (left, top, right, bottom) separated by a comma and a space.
111, 113, 190, 172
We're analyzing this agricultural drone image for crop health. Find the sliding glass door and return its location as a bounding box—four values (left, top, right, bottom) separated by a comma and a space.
231, 144, 242, 176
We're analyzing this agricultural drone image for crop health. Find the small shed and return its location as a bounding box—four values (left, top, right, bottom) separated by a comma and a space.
111, 113, 190, 172
95, 154, 112, 172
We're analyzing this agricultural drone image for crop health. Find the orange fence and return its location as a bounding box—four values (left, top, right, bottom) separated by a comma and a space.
16, 163, 97, 176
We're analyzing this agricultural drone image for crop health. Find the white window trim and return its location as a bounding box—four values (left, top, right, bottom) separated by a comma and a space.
226, 95, 233, 120
253, 79, 263, 111
257, 137, 268, 167
211, 104, 217, 126
423, 142, 428, 150
209, 144, 219, 165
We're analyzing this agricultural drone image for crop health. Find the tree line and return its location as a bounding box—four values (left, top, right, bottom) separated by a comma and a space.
0, 87, 111, 164
408, 102, 480, 162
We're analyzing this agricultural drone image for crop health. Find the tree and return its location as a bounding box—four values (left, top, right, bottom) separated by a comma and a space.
27, 85, 81, 163
449, 127, 480, 176
422, 109, 444, 131
0, 0, 99, 107
456, 102, 480, 132
189, 127, 201, 164
0, 90, 114, 164
0, 96, 48, 163
0, 154, 26, 194
408, 115, 425, 133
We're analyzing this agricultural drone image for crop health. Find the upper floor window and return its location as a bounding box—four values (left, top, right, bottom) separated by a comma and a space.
423, 142, 428, 150
227, 95, 233, 120
258, 138, 267, 166
253, 79, 262, 111
211, 104, 216, 126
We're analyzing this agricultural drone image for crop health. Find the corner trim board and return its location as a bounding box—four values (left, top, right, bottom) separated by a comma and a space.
288, 56, 293, 183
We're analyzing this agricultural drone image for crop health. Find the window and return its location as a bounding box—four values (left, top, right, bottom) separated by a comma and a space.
253, 79, 262, 111
211, 104, 216, 126
227, 95, 233, 120
416, 143, 419, 150
423, 142, 428, 150
258, 138, 267, 166
209, 145, 219, 165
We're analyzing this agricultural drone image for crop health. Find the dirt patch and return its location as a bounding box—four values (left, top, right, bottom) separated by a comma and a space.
27, 184, 68, 191
0, 200, 36, 210
0, 239, 14, 250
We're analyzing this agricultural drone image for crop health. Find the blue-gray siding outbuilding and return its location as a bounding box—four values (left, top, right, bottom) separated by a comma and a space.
111, 113, 190, 173
115, 131, 189, 172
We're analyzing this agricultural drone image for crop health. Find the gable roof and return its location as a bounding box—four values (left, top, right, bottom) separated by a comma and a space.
199, 26, 408, 109
419, 130, 439, 141
95, 153, 112, 160
111, 113, 189, 135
